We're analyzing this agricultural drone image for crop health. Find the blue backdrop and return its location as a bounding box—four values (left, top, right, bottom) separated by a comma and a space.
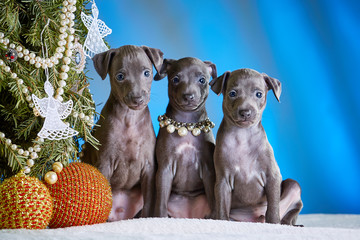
86, 0, 360, 214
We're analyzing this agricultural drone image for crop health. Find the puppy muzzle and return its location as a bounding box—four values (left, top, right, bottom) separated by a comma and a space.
173, 94, 205, 111
125, 93, 149, 110
231, 107, 258, 127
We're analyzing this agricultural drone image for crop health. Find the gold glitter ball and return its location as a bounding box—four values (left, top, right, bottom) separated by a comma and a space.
0, 172, 53, 229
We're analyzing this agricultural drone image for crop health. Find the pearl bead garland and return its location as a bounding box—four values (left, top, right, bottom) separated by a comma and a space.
0, 130, 43, 174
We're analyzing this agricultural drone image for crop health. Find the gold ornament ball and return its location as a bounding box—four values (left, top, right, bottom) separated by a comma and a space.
45, 171, 58, 185
0, 172, 53, 229
52, 162, 63, 173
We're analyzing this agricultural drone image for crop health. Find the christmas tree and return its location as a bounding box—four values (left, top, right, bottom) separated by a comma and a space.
0, 0, 101, 181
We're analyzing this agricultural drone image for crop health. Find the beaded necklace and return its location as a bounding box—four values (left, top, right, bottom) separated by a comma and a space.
158, 114, 215, 137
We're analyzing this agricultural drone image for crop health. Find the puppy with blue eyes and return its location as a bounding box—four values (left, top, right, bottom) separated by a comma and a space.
210, 68, 303, 225
154, 57, 217, 218
82, 45, 163, 221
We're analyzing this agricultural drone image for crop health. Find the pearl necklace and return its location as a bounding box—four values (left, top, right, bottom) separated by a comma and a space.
158, 114, 215, 137
0, 0, 93, 177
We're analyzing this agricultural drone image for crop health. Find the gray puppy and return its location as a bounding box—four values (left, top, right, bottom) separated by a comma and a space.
82, 45, 163, 221
210, 68, 303, 225
154, 57, 217, 218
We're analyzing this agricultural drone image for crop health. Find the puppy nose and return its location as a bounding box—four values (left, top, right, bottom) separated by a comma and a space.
183, 94, 195, 101
132, 96, 144, 105
239, 109, 252, 119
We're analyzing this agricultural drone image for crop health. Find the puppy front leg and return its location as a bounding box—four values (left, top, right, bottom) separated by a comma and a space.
265, 175, 281, 224
154, 165, 174, 217
141, 161, 156, 217
96, 154, 113, 183
202, 159, 216, 219
215, 176, 232, 220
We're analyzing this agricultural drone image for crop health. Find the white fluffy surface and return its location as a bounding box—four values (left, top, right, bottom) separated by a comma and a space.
1, 214, 360, 240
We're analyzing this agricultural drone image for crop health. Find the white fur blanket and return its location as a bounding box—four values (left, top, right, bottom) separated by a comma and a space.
1, 214, 359, 240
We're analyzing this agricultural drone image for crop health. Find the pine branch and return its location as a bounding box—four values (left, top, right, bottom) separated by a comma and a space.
15, 116, 40, 140
0, 139, 26, 174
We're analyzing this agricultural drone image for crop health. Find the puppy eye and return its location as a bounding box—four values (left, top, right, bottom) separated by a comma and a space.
228, 90, 237, 98
172, 76, 180, 84
198, 77, 206, 84
256, 92, 263, 98
144, 70, 151, 77
116, 73, 124, 81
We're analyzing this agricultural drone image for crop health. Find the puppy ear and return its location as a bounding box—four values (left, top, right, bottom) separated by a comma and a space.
203, 61, 217, 79
262, 73, 282, 102
141, 46, 164, 75
154, 58, 175, 81
209, 71, 231, 95
92, 49, 117, 80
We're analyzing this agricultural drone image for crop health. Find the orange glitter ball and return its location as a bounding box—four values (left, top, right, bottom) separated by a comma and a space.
0, 172, 53, 229
46, 162, 112, 228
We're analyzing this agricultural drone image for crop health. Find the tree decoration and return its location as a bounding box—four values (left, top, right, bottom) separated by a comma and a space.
0, 172, 53, 229
32, 80, 78, 140
5, 48, 18, 62
46, 162, 112, 228
72, 39, 86, 72
0, 0, 102, 180
81, 0, 112, 58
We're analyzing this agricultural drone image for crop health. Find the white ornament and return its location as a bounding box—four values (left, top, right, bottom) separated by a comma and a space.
81, 0, 112, 58
32, 80, 78, 140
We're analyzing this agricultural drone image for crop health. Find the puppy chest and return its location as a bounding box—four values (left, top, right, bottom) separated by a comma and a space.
231, 172, 267, 206
105, 128, 154, 189
227, 160, 267, 205
173, 142, 202, 167
107, 123, 154, 152
233, 162, 264, 185
170, 142, 205, 189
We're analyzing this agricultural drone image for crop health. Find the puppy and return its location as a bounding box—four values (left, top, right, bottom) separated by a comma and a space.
154, 57, 217, 218
210, 68, 303, 225
82, 45, 163, 221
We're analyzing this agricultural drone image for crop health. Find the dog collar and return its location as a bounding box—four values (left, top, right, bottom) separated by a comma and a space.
158, 114, 215, 137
